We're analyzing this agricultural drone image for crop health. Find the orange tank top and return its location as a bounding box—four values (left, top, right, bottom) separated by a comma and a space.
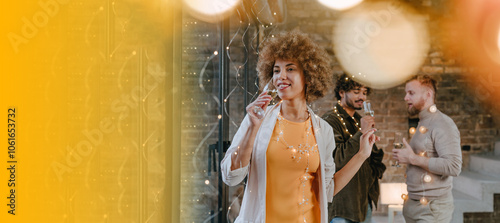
266, 113, 320, 223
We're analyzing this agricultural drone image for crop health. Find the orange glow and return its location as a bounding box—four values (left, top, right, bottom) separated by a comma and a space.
498, 25, 500, 54
444, 0, 500, 107
409, 127, 416, 135
420, 197, 429, 205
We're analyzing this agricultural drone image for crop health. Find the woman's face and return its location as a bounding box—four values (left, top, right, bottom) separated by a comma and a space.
272, 58, 306, 102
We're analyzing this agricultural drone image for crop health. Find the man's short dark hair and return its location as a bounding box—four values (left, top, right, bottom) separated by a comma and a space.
334, 73, 371, 100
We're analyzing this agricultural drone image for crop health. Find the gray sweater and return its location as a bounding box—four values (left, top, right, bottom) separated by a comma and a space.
406, 106, 462, 200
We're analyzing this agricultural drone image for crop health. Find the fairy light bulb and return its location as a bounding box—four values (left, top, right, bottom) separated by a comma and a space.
429, 105, 437, 113
409, 127, 416, 135
205, 180, 210, 185
423, 174, 432, 183
420, 197, 429, 205
401, 194, 408, 200
419, 126, 428, 134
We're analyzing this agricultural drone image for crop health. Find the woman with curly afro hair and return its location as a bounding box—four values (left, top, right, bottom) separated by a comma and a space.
221, 31, 379, 223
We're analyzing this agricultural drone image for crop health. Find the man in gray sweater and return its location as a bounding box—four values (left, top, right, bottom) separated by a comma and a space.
393, 75, 462, 223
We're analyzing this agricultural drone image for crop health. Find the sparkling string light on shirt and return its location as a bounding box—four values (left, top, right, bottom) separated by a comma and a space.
416, 105, 438, 205
333, 100, 361, 137
276, 111, 319, 222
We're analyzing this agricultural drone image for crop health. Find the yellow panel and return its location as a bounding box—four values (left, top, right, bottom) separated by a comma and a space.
0, 0, 181, 222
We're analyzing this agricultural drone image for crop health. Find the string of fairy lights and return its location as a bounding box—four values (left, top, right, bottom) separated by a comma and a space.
399, 104, 438, 205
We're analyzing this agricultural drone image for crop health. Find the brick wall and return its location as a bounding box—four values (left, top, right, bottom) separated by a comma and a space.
181, 0, 500, 221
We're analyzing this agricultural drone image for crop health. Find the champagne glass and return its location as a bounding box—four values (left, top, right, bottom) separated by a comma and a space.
253, 80, 279, 119
392, 132, 403, 167
363, 100, 374, 117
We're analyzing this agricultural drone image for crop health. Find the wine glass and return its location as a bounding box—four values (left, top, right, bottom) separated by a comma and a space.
363, 100, 374, 117
392, 132, 403, 167
253, 80, 279, 119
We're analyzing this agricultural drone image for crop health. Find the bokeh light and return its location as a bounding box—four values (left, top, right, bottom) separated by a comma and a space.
183, 0, 241, 23
401, 193, 408, 200
318, 0, 363, 11
445, 0, 500, 106
420, 196, 428, 205
409, 127, 416, 135
423, 174, 432, 183
481, 13, 500, 65
429, 105, 437, 113
497, 25, 500, 54
332, 0, 430, 89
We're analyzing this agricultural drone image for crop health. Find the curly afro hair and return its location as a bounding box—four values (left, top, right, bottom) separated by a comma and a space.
334, 73, 371, 100
256, 31, 333, 102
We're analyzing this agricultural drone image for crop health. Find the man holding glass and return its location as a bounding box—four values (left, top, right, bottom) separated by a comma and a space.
393, 75, 462, 223
322, 73, 386, 223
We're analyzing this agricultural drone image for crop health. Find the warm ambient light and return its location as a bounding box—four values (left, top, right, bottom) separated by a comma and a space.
409, 127, 416, 135
498, 25, 500, 54
317, 0, 363, 11
420, 197, 429, 205
446, 0, 500, 107
332, 0, 430, 89
429, 105, 437, 113
183, 0, 241, 23
423, 174, 432, 183
401, 194, 408, 200
380, 183, 408, 205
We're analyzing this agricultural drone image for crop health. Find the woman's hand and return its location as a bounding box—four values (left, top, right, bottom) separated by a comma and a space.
359, 128, 379, 159
333, 128, 380, 195
360, 116, 375, 134
245, 91, 272, 126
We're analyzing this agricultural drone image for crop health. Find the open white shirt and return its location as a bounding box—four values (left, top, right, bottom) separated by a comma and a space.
221, 104, 336, 223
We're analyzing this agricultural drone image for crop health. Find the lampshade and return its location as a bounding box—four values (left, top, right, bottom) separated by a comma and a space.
380, 183, 408, 205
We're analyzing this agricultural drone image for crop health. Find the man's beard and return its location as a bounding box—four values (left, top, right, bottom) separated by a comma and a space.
408, 106, 420, 116
408, 98, 425, 116
346, 97, 363, 110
